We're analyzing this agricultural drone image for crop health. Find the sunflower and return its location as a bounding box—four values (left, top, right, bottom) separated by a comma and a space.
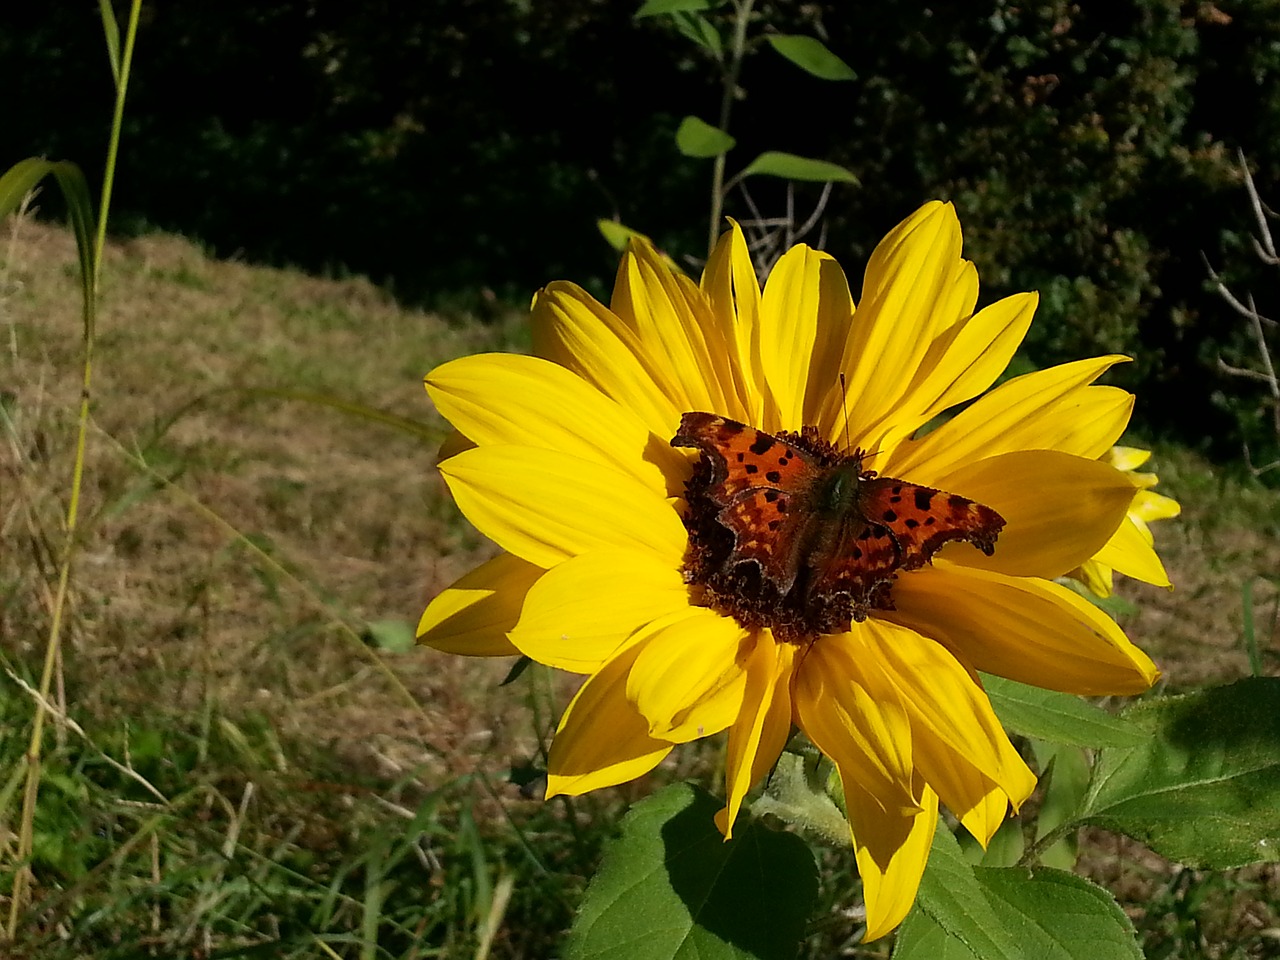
1071, 445, 1181, 598
419, 202, 1163, 940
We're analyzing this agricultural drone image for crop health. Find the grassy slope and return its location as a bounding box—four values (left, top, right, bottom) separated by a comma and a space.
1, 217, 1278, 957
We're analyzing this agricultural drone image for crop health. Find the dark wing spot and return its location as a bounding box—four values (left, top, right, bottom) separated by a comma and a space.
892, 485, 903, 495
750, 435, 775, 456
767, 519, 781, 531
924, 516, 936, 526
765, 470, 782, 483
764, 489, 780, 503
745, 463, 758, 474
778, 455, 791, 466
735, 452, 745, 462
948, 494, 970, 509
904, 518, 919, 529
889, 494, 902, 504
882, 509, 898, 523
775, 500, 788, 513
914, 489, 934, 511
852, 547, 863, 560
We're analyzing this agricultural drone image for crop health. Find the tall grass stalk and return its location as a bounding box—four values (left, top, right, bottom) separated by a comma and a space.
6, 0, 143, 939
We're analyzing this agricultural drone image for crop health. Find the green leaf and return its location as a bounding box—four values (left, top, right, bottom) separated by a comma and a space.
365, 619, 415, 653
737, 151, 857, 184
98, 0, 122, 86
0, 158, 97, 326
765, 35, 856, 81
675, 116, 736, 158
983, 674, 1146, 748
899, 836, 1141, 960
565, 782, 817, 960
1081, 677, 1280, 868
635, 0, 711, 17
1030, 740, 1091, 870
977, 868, 1140, 959
907, 824, 1022, 960
672, 12, 722, 57
596, 219, 653, 252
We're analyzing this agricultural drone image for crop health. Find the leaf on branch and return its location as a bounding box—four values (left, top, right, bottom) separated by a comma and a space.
895, 826, 1141, 960
675, 116, 736, 158
765, 35, 856, 81
564, 783, 817, 960
1081, 677, 1280, 869
635, 0, 712, 19
737, 151, 857, 184
983, 674, 1146, 748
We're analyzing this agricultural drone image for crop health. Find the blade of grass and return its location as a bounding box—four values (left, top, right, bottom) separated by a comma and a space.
6, 0, 143, 938
1242, 578, 1263, 677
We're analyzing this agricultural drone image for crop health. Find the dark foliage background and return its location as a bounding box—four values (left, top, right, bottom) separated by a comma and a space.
4, 0, 1280, 468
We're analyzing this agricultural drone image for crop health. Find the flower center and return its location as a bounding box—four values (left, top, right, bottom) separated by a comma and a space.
671, 413, 1005, 644
678, 423, 879, 643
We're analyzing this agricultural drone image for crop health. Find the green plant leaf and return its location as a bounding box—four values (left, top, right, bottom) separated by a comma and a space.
899, 832, 1141, 959
635, 0, 711, 18
1081, 677, 1280, 868
0, 158, 96, 311
676, 116, 736, 158
365, 619, 415, 653
99, 0, 122, 86
564, 782, 817, 960
671, 12, 722, 57
597, 219, 651, 252
1030, 740, 1091, 870
983, 674, 1145, 748
737, 151, 857, 184
765, 35, 856, 81
907, 824, 1022, 960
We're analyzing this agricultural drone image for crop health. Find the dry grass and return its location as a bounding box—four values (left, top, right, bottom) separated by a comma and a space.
0, 215, 542, 796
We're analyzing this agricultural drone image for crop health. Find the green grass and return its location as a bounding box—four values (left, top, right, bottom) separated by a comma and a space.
1, 216, 1279, 957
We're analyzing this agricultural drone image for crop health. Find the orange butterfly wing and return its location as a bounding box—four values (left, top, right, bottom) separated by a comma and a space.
672, 412, 819, 593
854, 477, 1004, 571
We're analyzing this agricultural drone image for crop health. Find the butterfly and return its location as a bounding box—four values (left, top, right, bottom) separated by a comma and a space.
671, 412, 1005, 627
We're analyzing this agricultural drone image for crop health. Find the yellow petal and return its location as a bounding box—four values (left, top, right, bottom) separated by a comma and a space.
611, 238, 742, 418
509, 548, 692, 673
1073, 558, 1115, 598
720, 632, 796, 838
885, 562, 1160, 695
531, 281, 682, 436
626, 609, 752, 743
426, 353, 689, 498
756, 245, 851, 431
1133, 487, 1181, 523
860, 291, 1038, 457
701, 219, 765, 424
546, 639, 672, 797
865, 621, 1038, 813
794, 630, 919, 814
846, 778, 939, 942
438, 445, 687, 569
1091, 515, 1172, 588
1108, 445, 1152, 471
889, 355, 1130, 481
935, 450, 1137, 580
417, 552, 541, 656
837, 202, 964, 438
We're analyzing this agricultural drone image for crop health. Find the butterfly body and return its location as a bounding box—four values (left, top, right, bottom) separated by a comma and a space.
672, 412, 1004, 636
